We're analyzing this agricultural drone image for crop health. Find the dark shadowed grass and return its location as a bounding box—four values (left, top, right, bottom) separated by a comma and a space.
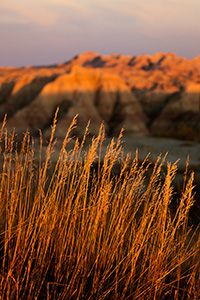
0, 113, 200, 299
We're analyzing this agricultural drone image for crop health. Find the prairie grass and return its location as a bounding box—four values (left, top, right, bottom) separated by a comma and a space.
0, 114, 200, 299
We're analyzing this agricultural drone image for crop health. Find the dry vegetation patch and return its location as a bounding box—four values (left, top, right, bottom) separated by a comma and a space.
0, 114, 199, 299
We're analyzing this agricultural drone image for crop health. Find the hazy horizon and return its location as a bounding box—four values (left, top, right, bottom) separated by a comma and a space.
1, 0, 200, 67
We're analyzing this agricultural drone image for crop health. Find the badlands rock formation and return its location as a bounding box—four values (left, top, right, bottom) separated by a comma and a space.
2, 66, 148, 139
0, 51, 200, 141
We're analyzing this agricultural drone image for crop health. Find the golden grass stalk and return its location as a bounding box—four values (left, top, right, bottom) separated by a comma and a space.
0, 114, 199, 299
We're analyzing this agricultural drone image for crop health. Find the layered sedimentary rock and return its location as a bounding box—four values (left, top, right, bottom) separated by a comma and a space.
3, 66, 148, 139
0, 51, 200, 141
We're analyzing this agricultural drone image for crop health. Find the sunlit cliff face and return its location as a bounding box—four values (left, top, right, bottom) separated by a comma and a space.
0, 51, 200, 141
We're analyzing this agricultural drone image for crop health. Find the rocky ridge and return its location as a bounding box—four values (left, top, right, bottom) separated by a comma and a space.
0, 51, 200, 141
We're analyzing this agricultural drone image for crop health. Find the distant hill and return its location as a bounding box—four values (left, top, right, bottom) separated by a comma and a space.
1, 51, 200, 141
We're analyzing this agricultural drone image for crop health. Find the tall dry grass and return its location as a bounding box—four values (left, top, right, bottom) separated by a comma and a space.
0, 114, 199, 299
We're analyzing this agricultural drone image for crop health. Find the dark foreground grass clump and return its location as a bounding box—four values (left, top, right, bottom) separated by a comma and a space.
0, 114, 200, 300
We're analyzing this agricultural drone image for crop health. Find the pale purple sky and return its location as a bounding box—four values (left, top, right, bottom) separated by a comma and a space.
0, 0, 200, 66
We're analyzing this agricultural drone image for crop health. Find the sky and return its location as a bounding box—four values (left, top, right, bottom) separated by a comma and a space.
0, 0, 200, 67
